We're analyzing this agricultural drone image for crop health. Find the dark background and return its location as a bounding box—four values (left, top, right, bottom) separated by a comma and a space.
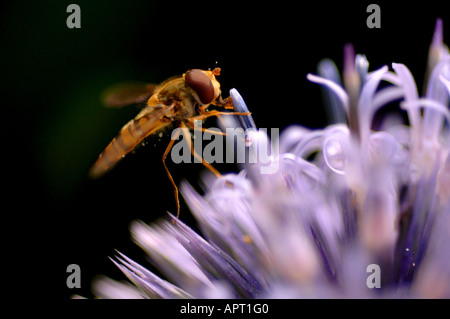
2, 1, 448, 299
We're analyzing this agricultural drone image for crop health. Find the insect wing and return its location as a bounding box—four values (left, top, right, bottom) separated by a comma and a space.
89, 105, 172, 178
100, 82, 157, 108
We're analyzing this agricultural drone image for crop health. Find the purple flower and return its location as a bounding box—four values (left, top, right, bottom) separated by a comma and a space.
91, 19, 449, 298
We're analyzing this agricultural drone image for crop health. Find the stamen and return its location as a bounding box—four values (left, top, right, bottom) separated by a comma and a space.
401, 98, 450, 124
317, 59, 346, 124
357, 65, 389, 144
343, 43, 361, 141
392, 63, 420, 132
306, 73, 349, 115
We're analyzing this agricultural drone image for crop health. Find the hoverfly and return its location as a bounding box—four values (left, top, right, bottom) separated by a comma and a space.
89, 68, 249, 217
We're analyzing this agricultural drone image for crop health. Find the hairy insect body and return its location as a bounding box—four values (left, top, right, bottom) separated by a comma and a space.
90, 68, 250, 216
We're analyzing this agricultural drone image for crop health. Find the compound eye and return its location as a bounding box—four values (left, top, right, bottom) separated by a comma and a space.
185, 69, 215, 104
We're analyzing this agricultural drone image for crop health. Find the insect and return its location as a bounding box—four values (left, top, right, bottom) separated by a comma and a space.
89, 68, 250, 217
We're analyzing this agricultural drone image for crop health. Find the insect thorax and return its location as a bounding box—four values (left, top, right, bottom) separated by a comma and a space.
159, 82, 198, 121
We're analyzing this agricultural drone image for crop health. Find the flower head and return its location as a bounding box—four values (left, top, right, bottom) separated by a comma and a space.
92, 19, 450, 299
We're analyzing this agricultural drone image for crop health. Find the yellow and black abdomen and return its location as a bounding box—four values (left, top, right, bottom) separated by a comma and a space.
89, 107, 172, 178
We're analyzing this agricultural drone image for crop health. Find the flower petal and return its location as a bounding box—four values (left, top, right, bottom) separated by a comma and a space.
169, 215, 264, 298
230, 88, 256, 131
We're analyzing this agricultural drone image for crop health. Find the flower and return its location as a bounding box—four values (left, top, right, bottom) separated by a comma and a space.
91, 19, 450, 299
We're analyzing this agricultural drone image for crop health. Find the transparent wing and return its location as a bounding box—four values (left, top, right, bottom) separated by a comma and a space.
100, 82, 158, 108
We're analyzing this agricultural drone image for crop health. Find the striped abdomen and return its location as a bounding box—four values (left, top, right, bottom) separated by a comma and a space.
89, 107, 172, 178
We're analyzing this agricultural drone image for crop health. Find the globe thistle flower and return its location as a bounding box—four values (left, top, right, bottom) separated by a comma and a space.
92, 19, 450, 299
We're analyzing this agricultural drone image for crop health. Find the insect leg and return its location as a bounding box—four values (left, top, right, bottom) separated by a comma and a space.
185, 119, 227, 136
214, 96, 235, 109
200, 104, 234, 111
190, 110, 250, 140
162, 126, 182, 218
199, 96, 234, 113
194, 109, 251, 120
187, 116, 247, 146
179, 122, 222, 178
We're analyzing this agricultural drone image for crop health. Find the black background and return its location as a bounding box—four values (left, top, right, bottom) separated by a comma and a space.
2, 0, 448, 300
